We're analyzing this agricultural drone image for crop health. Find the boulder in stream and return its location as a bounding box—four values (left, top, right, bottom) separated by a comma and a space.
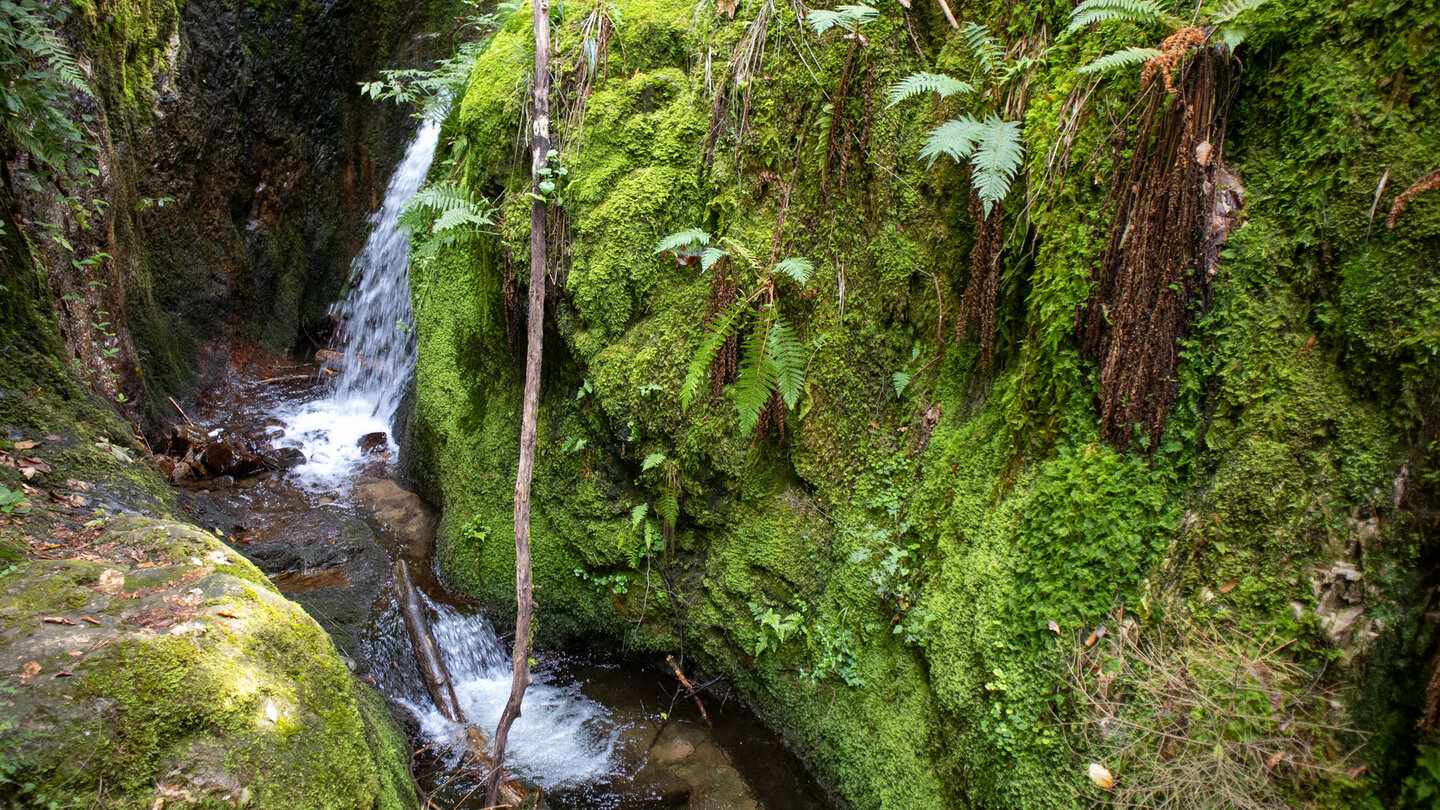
358, 431, 389, 454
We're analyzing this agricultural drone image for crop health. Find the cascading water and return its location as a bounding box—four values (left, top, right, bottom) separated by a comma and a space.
280, 119, 441, 488
277, 119, 624, 788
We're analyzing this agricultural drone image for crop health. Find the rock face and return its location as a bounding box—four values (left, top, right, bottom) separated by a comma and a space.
0, 516, 417, 810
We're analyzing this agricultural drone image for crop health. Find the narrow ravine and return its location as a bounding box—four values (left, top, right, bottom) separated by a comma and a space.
170, 122, 835, 810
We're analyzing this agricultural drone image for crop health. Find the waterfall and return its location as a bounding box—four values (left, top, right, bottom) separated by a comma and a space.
280, 119, 441, 488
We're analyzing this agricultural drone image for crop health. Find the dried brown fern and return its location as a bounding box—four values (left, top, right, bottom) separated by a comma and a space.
1387, 167, 1440, 229
957, 190, 1004, 368
1081, 47, 1234, 451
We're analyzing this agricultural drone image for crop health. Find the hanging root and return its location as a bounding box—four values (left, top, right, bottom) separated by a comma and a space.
957, 191, 1004, 368
706, 265, 740, 401
754, 390, 787, 440
1081, 47, 1237, 451
503, 251, 523, 362
1387, 167, 1440, 229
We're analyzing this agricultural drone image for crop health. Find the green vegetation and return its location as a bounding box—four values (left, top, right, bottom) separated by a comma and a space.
405, 0, 1439, 807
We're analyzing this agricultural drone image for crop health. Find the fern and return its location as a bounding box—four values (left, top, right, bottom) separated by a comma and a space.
892, 371, 911, 398
401, 182, 495, 262
654, 228, 711, 255
766, 315, 805, 408
1078, 46, 1163, 74
1212, 0, 1268, 25
630, 502, 649, 529
680, 297, 748, 410
0, 0, 95, 183
701, 246, 728, 271
919, 115, 987, 166
961, 23, 1007, 76
886, 72, 974, 108
1066, 0, 1184, 33
806, 4, 878, 35
774, 257, 813, 286
970, 115, 1025, 216
641, 452, 667, 471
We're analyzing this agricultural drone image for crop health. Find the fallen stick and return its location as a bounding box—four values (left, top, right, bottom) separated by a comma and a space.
391, 560, 527, 807
168, 397, 194, 426
393, 559, 464, 723
666, 654, 712, 728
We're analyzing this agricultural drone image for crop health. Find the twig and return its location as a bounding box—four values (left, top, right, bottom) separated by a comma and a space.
168, 397, 194, 426
666, 654, 712, 728
934, 0, 959, 28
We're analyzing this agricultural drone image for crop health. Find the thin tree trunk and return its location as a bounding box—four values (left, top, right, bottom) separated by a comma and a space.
485, 0, 550, 804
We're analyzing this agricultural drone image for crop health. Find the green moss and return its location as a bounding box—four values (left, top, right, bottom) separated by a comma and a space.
411, 0, 1440, 807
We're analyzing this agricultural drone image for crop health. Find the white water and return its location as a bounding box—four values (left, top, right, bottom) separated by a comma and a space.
279, 119, 442, 490
406, 601, 620, 787
281, 120, 621, 785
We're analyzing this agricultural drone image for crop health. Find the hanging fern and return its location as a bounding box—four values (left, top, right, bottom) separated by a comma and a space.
1078, 45, 1164, 74
701, 246, 728, 271
680, 297, 750, 411
969, 116, 1025, 216
654, 228, 712, 255
774, 257, 814, 286
734, 304, 804, 434
961, 23, 1008, 76
400, 182, 497, 262
806, 4, 878, 35
885, 72, 974, 108
919, 115, 988, 166
1066, 0, 1185, 33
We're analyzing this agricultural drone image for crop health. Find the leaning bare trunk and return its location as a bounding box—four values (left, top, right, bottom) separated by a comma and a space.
393, 559, 464, 723
485, 0, 551, 805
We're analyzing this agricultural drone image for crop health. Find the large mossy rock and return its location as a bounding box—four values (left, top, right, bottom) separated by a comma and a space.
0, 515, 417, 810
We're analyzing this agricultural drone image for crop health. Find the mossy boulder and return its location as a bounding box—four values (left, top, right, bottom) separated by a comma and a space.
0, 516, 417, 810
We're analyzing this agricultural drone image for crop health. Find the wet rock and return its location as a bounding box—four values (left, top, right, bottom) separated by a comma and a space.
358, 432, 389, 454
209, 475, 236, 490
271, 567, 351, 592
202, 442, 266, 478
169, 423, 210, 455
354, 478, 438, 561
260, 447, 306, 469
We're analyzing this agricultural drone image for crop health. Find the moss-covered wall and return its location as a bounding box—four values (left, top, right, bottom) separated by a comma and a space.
408, 0, 1439, 807
14, 0, 458, 428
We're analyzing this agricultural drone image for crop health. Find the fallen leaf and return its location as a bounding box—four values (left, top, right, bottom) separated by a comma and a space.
1047, 620, 1061, 634
53, 670, 73, 678
217, 611, 239, 619
264, 699, 279, 723
48, 491, 88, 508
1218, 578, 1238, 594
136, 561, 157, 568
45, 435, 64, 442
81, 616, 101, 626
1084, 625, 1108, 648
1087, 762, 1114, 789
1345, 765, 1368, 779
1265, 751, 1284, 770
43, 616, 78, 626
65, 479, 90, 491
13, 440, 39, 451
17, 457, 51, 476
20, 661, 40, 679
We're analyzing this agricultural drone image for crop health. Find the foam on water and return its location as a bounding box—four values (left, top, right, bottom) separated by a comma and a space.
278, 118, 441, 491
406, 602, 621, 787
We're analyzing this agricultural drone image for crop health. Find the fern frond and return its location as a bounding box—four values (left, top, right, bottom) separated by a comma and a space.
774, 257, 813, 287
806, 3, 877, 35
766, 316, 805, 408
642, 452, 667, 471
631, 502, 649, 529
1077, 46, 1163, 74
1212, 0, 1267, 24
432, 204, 494, 233
1066, 0, 1184, 32
970, 115, 1025, 216
885, 72, 974, 108
701, 246, 728, 271
735, 316, 781, 434
680, 298, 749, 411
961, 23, 1008, 76
919, 115, 986, 167
721, 237, 761, 270
892, 371, 911, 398
654, 228, 711, 255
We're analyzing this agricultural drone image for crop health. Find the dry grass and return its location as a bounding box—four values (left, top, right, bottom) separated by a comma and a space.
1062, 617, 1363, 809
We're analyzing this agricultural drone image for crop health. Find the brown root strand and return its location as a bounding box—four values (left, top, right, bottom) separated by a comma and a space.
706, 266, 739, 401
754, 390, 786, 440
1082, 48, 1229, 451
957, 191, 1004, 369
1387, 167, 1440, 229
